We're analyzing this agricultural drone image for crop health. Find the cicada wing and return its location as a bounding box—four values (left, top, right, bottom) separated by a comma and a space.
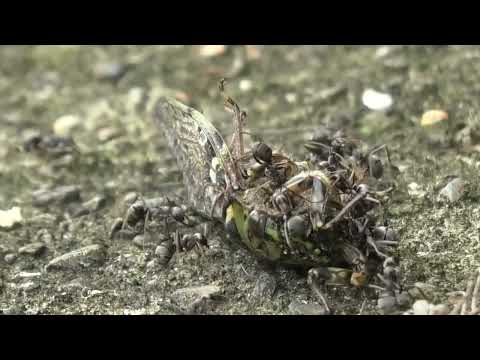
153, 97, 234, 219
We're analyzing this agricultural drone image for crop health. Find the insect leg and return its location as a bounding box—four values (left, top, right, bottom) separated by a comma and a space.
307, 268, 332, 314
366, 233, 389, 259
310, 177, 326, 231
283, 215, 295, 252
323, 185, 368, 229
219, 78, 247, 159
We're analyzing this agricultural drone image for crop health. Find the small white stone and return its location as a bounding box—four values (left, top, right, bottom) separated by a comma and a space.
13, 272, 42, 280
17, 281, 40, 292
173, 284, 221, 299
88, 290, 105, 297
92, 62, 126, 81
0, 206, 23, 229
430, 304, 450, 315
412, 300, 431, 315
53, 114, 81, 136
362, 89, 393, 111
438, 178, 465, 203
285, 92, 297, 104
375, 46, 392, 59
408, 182, 426, 198
198, 45, 226, 58
239, 79, 252, 92
4, 253, 17, 264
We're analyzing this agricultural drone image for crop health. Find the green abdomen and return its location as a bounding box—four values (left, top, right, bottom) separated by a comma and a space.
225, 201, 330, 268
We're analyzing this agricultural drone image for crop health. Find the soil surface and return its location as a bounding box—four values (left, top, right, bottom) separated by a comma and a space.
1, 45, 480, 314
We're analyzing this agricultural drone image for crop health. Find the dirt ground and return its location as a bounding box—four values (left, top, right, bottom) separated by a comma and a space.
1, 45, 480, 315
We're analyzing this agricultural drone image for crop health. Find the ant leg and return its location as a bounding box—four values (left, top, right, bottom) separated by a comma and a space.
219, 78, 246, 159
366, 234, 389, 259
307, 268, 332, 314
283, 215, 295, 252
323, 185, 368, 229
369, 144, 400, 177
307, 267, 354, 315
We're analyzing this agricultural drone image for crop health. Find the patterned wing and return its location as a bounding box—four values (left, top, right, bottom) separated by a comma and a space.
153, 97, 237, 219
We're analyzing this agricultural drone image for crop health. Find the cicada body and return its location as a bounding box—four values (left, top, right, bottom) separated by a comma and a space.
153, 97, 375, 272
149, 92, 408, 314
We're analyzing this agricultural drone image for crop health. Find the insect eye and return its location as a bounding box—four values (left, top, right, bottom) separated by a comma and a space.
253, 142, 273, 164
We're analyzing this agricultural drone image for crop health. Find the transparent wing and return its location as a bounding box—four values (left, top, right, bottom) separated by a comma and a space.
153, 97, 236, 218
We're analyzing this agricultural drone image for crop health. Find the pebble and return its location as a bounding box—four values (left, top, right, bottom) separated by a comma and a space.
97, 127, 121, 142
93, 61, 130, 82
45, 244, 106, 271
82, 195, 107, 212
408, 282, 438, 301
153, 241, 167, 255
412, 300, 431, 315
288, 300, 327, 315
245, 45, 261, 60
169, 284, 221, 314
284, 92, 297, 104
239, 79, 253, 92
375, 46, 393, 59
0, 206, 23, 230
421, 110, 448, 127
396, 292, 413, 308
382, 56, 409, 70
361, 89, 393, 111
70, 206, 89, 218
377, 294, 398, 315
4, 253, 17, 264
144, 197, 169, 208
198, 45, 226, 58
32, 185, 81, 207
126, 87, 147, 113
16, 281, 40, 292
438, 178, 465, 203
12, 271, 42, 281
172, 284, 221, 300
123, 192, 139, 208
430, 304, 450, 315
18, 242, 46, 256
53, 114, 82, 136
407, 182, 426, 199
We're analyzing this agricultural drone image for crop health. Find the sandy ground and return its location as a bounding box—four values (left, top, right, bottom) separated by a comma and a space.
1, 45, 480, 314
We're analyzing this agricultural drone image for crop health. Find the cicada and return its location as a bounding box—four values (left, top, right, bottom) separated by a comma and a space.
148, 86, 402, 314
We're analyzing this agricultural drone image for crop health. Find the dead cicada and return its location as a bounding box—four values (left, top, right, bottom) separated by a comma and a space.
126, 80, 406, 314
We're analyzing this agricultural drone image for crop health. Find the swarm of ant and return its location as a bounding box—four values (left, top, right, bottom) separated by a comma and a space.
115, 80, 417, 314
236, 127, 410, 313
